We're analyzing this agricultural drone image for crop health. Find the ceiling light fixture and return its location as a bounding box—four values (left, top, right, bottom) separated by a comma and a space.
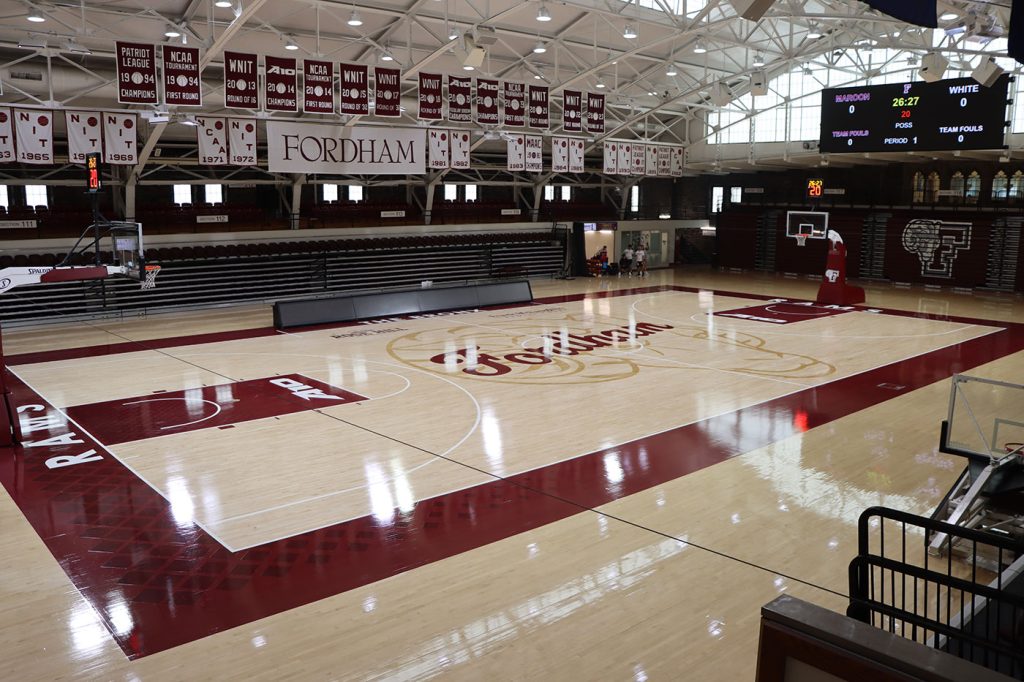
665, 63, 678, 76
595, 80, 606, 89
693, 41, 707, 54
463, 65, 474, 70
284, 37, 299, 50
533, 40, 547, 54
940, 12, 959, 21
214, 0, 232, 7
536, 4, 551, 22
381, 51, 394, 61
807, 29, 822, 39
164, 27, 181, 38
26, 10, 45, 23
752, 53, 765, 67
623, 24, 637, 40
448, 26, 459, 40
63, 39, 91, 54
347, 10, 363, 27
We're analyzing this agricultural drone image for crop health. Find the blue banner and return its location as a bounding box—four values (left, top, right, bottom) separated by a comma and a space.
864, 1, 937, 28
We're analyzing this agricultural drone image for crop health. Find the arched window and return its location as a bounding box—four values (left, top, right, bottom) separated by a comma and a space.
965, 171, 981, 204
949, 171, 965, 203
992, 170, 1009, 200
1011, 171, 1024, 200
912, 171, 925, 203
926, 171, 941, 203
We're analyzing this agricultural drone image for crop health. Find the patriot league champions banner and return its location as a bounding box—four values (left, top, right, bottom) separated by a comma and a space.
266, 122, 426, 175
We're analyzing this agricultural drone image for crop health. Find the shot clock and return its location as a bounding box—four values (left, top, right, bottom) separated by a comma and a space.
806, 178, 824, 199
85, 152, 102, 193
819, 75, 1009, 153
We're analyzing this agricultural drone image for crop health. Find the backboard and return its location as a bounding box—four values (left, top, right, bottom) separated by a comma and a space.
108, 222, 146, 281
942, 374, 1024, 463
785, 211, 829, 239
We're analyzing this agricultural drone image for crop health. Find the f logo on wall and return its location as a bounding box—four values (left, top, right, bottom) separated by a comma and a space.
901, 219, 972, 278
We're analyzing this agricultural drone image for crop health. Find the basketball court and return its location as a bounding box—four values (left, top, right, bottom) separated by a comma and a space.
3, 268, 1024, 678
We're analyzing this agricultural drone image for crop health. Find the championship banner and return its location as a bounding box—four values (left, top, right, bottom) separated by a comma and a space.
586, 92, 605, 134
528, 85, 549, 129
223, 51, 258, 109
339, 63, 369, 115
15, 109, 52, 164
303, 59, 334, 114
631, 143, 645, 175
65, 111, 102, 164
428, 129, 449, 169
196, 116, 228, 165
266, 122, 426, 175
162, 45, 201, 106
116, 42, 157, 104
657, 146, 671, 176
503, 82, 526, 127
603, 141, 617, 174
525, 135, 543, 172
448, 76, 472, 123
374, 67, 401, 117
229, 119, 257, 166
507, 135, 525, 171
645, 144, 658, 176
562, 90, 582, 133
568, 138, 585, 173
0, 109, 14, 163
418, 73, 443, 120
671, 147, 684, 177
265, 56, 298, 112
451, 130, 471, 169
617, 141, 631, 176
551, 137, 568, 173
102, 112, 138, 165
476, 79, 499, 125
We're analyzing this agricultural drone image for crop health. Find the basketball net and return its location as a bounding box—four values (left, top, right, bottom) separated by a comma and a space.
795, 234, 808, 247
141, 264, 161, 290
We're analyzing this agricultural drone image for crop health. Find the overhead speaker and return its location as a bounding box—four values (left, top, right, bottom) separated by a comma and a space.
728, 0, 775, 21
918, 53, 948, 83
710, 83, 733, 107
750, 70, 768, 96
972, 56, 1005, 88
458, 35, 486, 69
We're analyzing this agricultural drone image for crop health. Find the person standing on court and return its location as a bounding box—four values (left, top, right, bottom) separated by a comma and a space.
620, 244, 634, 277
635, 244, 647, 277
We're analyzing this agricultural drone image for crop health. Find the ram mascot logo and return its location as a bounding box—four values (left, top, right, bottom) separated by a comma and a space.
901, 219, 972, 278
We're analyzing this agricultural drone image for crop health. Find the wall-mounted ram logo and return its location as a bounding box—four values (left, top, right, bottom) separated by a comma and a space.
901, 219, 973, 278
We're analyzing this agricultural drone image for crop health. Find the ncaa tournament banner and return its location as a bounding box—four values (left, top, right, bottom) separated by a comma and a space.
229, 119, 257, 166
631, 143, 645, 175
103, 112, 138, 164
339, 63, 369, 115
503, 82, 525, 127
0, 109, 14, 162
428, 129, 450, 169
196, 116, 228, 165
266, 121, 425, 175
162, 45, 201, 106
15, 109, 53, 164
448, 76, 472, 123
115, 42, 158, 104
65, 111, 102, 163
223, 51, 258, 109
569, 138, 585, 173
374, 67, 401, 117
265, 56, 298, 112
528, 85, 549, 129
304, 59, 334, 114
475, 78, 499, 125
551, 137, 569, 173
586, 92, 605, 134
671, 147, 684, 177
451, 130, 471, 169
418, 73, 443, 120
562, 90, 582, 133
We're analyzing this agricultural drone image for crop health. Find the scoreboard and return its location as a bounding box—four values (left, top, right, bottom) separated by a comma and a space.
818, 75, 1010, 153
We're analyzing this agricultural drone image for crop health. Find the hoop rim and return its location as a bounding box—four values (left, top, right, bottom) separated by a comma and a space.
794, 233, 809, 246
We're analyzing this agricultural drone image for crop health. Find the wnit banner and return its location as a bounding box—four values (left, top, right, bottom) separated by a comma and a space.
266, 122, 425, 175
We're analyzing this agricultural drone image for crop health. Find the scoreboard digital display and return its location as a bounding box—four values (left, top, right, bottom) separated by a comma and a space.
819, 75, 1010, 153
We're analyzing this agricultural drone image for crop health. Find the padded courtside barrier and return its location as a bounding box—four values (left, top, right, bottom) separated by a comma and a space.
272, 280, 533, 329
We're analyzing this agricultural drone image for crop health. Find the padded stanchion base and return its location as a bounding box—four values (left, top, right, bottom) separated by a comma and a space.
816, 282, 865, 306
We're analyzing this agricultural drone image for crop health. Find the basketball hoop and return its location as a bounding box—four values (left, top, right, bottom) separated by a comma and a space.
141, 264, 161, 290
1004, 442, 1023, 457
795, 234, 809, 247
